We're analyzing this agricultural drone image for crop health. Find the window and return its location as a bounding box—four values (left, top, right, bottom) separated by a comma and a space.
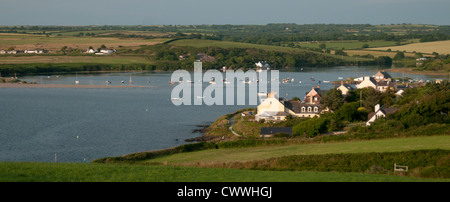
314, 107, 318, 112
301, 107, 305, 112
308, 107, 312, 112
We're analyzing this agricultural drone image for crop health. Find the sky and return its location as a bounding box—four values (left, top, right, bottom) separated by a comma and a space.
0, 0, 449, 25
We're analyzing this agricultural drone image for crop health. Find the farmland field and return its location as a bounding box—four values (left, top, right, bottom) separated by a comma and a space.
296, 40, 400, 50
0, 55, 150, 64
169, 39, 372, 62
0, 33, 168, 51
367, 40, 450, 55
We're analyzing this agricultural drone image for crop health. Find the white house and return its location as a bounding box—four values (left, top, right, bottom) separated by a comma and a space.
356, 76, 377, 89
96, 49, 116, 55
336, 81, 354, 96
255, 92, 287, 121
86, 48, 98, 54
366, 104, 398, 126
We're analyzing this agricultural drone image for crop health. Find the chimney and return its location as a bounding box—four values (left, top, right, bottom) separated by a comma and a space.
375, 104, 380, 112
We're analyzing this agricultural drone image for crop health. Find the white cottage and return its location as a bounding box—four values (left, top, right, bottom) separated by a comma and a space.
366, 104, 398, 126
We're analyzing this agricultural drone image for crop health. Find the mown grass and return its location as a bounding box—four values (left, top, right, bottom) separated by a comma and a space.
0, 162, 446, 182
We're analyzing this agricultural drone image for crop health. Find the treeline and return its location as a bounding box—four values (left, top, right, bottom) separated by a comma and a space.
0, 63, 168, 75
126, 44, 391, 70
2, 24, 449, 43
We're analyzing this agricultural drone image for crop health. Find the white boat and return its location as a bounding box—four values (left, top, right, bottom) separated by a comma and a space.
338, 77, 343, 80
298, 81, 302, 84
75, 73, 79, 84
257, 92, 267, 97
323, 80, 330, 83
224, 81, 230, 84
171, 97, 181, 101
129, 75, 133, 84
197, 96, 205, 99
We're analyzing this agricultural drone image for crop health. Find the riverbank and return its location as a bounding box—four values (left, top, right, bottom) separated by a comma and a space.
386, 67, 450, 76
0, 83, 152, 88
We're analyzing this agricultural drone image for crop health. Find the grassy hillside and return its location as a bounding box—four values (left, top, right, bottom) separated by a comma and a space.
0, 161, 446, 182
141, 135, 450, 166
368, 40, 450, 55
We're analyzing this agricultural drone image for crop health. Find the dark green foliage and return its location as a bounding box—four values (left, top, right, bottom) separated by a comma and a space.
320, 88, 344, 111
389, 81, 450, 128
292, 117, 330, 137
393, 51, 405, 60
374, 56, 392, 66
233, 149, 450, 178
333, 102, 368, 122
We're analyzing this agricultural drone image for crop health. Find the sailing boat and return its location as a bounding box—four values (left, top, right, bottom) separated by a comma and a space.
129, 75, 133, 84
75, 72, 79, 84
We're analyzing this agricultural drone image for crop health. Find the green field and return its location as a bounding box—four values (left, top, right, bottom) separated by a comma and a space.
169, 39, 372, 62
142, 135, 450, 166
296, 40, 400, 50
1, 135, 447, 182
0, 162, 446, 182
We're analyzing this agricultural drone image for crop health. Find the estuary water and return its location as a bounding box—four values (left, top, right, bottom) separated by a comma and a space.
0, 66, 445, 162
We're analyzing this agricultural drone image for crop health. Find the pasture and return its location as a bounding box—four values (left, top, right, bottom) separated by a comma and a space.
0, 33, 167, 51
367, 40, 450, 55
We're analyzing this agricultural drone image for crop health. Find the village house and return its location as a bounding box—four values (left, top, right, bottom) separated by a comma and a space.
366, 104, 398, 126
6, 50, 18, 54
373, 70, 393, 82
336, 81, 354, 96
356, 76, 378, 89
255, 92, 287, 121
356, 75, 396, 93
24, 49, 46, 54
95, 49, 116, 55
86, 48, 98, 54
255, 87, 328, 121
0, 50, 6, 54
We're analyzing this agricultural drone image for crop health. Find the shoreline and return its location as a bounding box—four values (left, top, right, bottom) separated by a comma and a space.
0, 83, 153, 88
385, 68, 449, 76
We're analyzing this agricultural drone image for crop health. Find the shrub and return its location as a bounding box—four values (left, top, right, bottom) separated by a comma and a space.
293, 117, 330, 137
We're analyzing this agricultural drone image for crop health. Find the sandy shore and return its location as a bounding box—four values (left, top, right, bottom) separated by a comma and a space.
0, 83, 153, 88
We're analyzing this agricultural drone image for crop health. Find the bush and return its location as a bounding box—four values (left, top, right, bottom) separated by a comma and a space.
293, 117, 330, 137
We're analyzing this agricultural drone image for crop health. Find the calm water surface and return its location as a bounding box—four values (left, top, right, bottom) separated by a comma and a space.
0, 66, 445, 162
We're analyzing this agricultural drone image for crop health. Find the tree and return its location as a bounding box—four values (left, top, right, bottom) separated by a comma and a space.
374, 56, 392, 66
320, 88, 344, 111
319, 43, 326, 49
393, 51, 405, 60
362, 44, 369, 48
